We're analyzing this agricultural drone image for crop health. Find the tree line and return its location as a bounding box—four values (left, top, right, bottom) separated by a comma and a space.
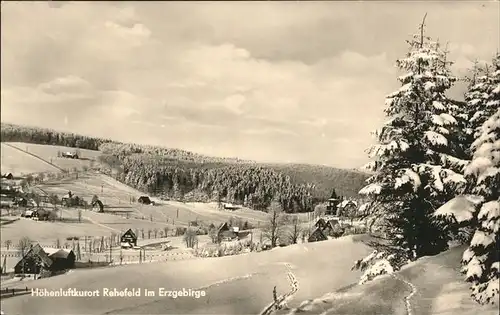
99, 150, 317, 213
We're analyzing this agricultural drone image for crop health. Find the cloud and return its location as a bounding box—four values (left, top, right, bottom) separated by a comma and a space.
1, 1, 498, 168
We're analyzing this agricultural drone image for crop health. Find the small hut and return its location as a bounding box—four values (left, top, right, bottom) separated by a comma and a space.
92, 199, 104, 212
138, 196, 153, 205
121, 229, 138, 247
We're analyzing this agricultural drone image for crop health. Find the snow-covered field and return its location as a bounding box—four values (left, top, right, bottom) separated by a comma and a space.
0, 236, 371, 315
1, 142, 100, 174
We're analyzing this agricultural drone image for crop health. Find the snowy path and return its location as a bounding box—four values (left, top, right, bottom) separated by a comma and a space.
259, 262, 299, 315
82, 214, 121, 232
391, 273, 417, 315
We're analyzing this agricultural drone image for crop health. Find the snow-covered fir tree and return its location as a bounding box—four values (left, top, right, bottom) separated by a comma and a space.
435, 53, 499, 304
353, 17, 469, 283
463, 59, 498, 157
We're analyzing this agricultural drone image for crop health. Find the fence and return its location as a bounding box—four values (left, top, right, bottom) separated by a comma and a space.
0, 286, 30, 299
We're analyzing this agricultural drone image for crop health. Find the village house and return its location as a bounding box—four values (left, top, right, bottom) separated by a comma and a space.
91, 199, 104, 212
310, 217, 344, 241
2, 173, 14, 180
308, 227, 328, 242
217, 222, 239, 242
337, 199, 358, 217
121, 229, 138, 248
14, 244, 53, 275
14, 244, 75, 277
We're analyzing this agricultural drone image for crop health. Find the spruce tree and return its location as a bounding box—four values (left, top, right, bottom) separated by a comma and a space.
353, 16, 469, 283
463, 109, 500, 304
463, 60, 495, 156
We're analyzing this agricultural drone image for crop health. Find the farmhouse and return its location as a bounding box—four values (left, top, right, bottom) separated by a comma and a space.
14, 244, 53, 275
217, 222, 239, 242
121, 229, 138, 248
2, 173, 14, 179
308, 227, 328, 242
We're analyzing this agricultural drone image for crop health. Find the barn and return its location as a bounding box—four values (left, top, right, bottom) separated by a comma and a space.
121, 229, 138, 247
45, 248, 76, 271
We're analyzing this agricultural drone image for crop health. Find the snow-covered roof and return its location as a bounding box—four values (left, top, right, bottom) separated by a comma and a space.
339, 200, 358, 208
43, 247, 73, 256
433, 195, 482, 223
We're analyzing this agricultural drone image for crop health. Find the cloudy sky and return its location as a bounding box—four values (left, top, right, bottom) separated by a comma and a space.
1, 1, 498, 168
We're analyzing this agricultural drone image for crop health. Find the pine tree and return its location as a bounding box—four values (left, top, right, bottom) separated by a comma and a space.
353, 16, 469, 283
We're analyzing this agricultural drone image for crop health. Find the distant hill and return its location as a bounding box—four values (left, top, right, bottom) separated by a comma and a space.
1, 123, 370, 211
265, 163, 370, 199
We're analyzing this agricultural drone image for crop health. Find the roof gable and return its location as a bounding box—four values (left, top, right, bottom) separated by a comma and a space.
217, 222, 230, 233
29, 244, 53, 267
122, 229, 137, 239
309, 227, 327, 240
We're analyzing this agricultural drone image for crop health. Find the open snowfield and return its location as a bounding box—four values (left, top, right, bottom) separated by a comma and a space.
0, 236, 372, 315
36, 172, 270, 227
1, 142, 100, 174
273, 245, 499, 315
1, 143, 59, 175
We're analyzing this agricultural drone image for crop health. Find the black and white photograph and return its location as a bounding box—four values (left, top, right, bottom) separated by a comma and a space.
0, 1, 499, 314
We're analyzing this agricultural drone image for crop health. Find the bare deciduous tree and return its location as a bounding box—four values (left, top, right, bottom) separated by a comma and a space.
263, 201, 286, 248
4, 240, 12, 250
18, 237, 32, 274
183, 228, 198, 248
208, 226, 219, 243
288, 216, 302, 244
